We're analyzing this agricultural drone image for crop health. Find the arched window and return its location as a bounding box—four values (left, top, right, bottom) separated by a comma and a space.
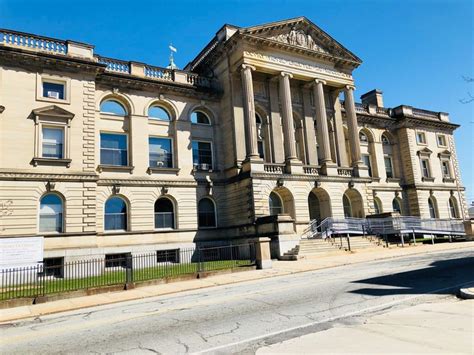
381, 134, 390, 145
198, 198, 216, 228
39, 194, 63, 233
269, 192, 283, 215
191, 110, 210, 125
392, 198, 402, 214
449, 197, 459, 219
428, 197, 438, 219
105, 197, 128, 231
374, 197, 382, 214
100, 99, 127, 116
154, 198, 175, 229
148, 106, 170, 121
343, 194, 352, 218
359, 131, 368, 143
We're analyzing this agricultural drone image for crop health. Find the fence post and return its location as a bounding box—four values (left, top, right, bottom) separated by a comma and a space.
125, 254, 134, 289
197, 248, 203, 273
384, 234, 389, 248
412, 228, 416, 245
449, 234, 452, 243
400, 233, 404, 247
431, 234, 435, 245
346, 234, 351, 251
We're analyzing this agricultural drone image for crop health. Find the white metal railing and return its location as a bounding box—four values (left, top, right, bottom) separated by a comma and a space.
304, 216, 465, 239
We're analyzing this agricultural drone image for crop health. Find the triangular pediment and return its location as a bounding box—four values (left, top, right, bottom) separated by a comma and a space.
417, 147, 433, 156
240, 17, 361, 66
32, 105, 75, 119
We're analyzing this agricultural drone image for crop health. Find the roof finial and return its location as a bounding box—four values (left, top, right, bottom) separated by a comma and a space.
167, 43, 178, 70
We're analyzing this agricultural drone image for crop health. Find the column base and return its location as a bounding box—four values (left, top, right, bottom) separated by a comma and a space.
285, 158, 303, 174
241, 156, 264, 172
353, 163, 370, 178
320, 162, 338, 176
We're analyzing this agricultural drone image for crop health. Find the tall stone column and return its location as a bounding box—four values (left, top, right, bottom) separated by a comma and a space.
312, 79, 332, 164
278, 72, 298, 162
331, 89, 349, 167
241, 64, 260, 159
344, 85, 368, 177
313, 79, 337, 175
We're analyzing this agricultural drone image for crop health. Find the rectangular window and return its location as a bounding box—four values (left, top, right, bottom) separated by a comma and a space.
421, 159, 430, 178
156, 249, 180, 263
437, 135, 447, 147
442, 161, 451, 177
416, 132, 426, 144
42, 81, 65, 100
105, 253, 131, 268
40, 257, 64, 278
362, 154, 372, 177
192, 141, 213, 169
100, 133, 128, 166
384, 156, 393, 178
149, 137, 173, 168
42, 127, 64, 159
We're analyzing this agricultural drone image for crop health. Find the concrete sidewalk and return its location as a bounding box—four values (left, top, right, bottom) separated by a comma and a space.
257, 298, 474, 354
0, 241, 472, 324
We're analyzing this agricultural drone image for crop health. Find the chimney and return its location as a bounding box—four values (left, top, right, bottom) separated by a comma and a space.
361, 89, 384, 107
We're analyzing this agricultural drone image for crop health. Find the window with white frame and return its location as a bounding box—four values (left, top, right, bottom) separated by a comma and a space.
437, 134, 447, 147
42, 81, 65, 100
148, 106, 170, 121
100, 133, 128, 166
104, 197, 128, 231
359, 131, 368, 143
191, 110, 210, 125
362, 154, 372, 177
192, 141, 213, 170
420, 158, 431, 178
42, 127, 64, 159
441, 160, 451, 178
416, 132, 426, 144
384, 156, 394, 178
100, 100, 127, 116
269, 192, 283, 215
149, 137, 173, 168
39, 193, 64, 233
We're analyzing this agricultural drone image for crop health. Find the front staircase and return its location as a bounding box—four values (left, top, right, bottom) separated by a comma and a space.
279, 235, 382, 260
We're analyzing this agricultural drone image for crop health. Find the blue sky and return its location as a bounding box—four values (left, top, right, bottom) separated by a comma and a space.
1, 0, 472, 202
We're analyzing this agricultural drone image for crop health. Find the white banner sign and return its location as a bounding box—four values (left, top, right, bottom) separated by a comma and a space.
0, 237, 44, 269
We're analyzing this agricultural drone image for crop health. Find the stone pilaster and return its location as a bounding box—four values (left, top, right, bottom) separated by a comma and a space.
344, 85, 368, 177
241, 64, 259, 159
82, 80, 96, 173
302, 88, 318, 165
278, 72, 298, 162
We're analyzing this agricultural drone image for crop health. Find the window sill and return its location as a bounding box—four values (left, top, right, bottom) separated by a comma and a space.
36, 96, 70, 105
443, 177, 455, 183
32, 157, 71, 168
422, 176, 435, 182
386, 177, 401, 183
147, 167, 180, 175
98, 165, 134, 173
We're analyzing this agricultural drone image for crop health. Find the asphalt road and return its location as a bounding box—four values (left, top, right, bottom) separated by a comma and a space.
1, 248, 473, 354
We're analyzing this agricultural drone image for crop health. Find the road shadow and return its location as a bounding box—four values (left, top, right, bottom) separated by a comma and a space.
349, 256, 474, 296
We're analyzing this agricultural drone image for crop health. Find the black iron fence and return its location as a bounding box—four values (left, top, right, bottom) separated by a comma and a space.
0, 243, 256, 301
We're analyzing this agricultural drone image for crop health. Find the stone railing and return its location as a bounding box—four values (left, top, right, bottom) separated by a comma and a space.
376, 107, 390, 115
0, 29, 67, 55
186, 73, 212, 88
303, 165, 320, 175
144, 65, 173, 81
337, 167, 353, 177
412, 108, 439, 120
97, 56, 130, 74
264, 163, 285, 174
354, 103, 368, 114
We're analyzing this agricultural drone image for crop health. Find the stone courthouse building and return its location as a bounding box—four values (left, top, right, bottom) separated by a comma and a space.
0, 17, 468, 262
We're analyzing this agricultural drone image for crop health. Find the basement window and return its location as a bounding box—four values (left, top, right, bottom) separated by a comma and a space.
156, 249, 180, 263
105, 253, 132, 268
40, 257, 64, 278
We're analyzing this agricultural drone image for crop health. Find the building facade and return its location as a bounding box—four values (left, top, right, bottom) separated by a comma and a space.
0, 18, 468, 262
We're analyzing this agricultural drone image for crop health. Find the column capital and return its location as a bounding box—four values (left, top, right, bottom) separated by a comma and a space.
280, 71, 293, 79
345, 84, 356, 91
314, 78, 327, 86
241, 63, 256, 72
